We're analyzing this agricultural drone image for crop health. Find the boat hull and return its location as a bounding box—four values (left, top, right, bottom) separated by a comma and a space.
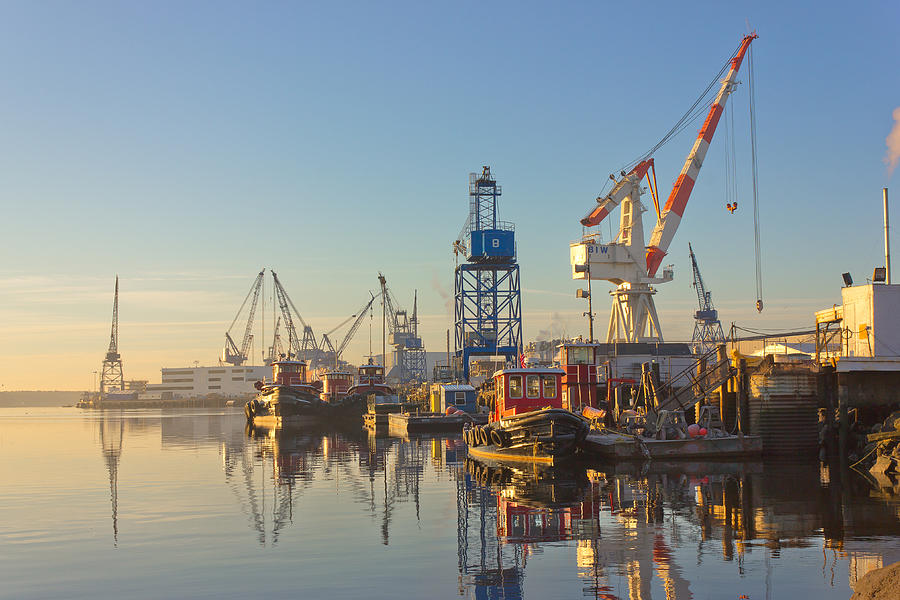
465, 408, 589, 465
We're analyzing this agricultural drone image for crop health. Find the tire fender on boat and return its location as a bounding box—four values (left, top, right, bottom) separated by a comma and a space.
490, 429, 504, 447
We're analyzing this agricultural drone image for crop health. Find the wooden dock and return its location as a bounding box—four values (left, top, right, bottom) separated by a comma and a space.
581, 431, 762, 460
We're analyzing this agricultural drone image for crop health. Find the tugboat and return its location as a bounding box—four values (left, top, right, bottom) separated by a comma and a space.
245, 356, 324, 427
465, 367, 589, 465
346, 359, 393, 398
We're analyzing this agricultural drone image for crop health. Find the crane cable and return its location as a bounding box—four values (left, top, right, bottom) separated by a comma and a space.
749, 43, 763, 312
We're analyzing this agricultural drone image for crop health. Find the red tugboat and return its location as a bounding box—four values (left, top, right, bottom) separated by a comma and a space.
465, 367, 589, 465
245, 357, 324, 426
346, 359, 393, 398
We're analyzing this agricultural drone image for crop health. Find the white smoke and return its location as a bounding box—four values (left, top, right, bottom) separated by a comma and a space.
886, 106, 900, 178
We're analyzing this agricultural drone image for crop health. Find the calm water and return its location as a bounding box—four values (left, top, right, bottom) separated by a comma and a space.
2, 407, 899, 600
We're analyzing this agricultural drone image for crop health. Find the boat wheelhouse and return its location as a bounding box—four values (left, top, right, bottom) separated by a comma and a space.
555, 340, 604, 412
320, 369, 353, 403
492, 368, 565, 420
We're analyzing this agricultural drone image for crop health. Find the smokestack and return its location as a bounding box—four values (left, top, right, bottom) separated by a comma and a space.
885, 187, 891, 285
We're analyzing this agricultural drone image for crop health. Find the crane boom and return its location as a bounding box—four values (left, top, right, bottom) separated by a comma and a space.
645, 33, 757, 276
336, 294, 377, 360
581, 160, 654, 227
222, 269, 264, 366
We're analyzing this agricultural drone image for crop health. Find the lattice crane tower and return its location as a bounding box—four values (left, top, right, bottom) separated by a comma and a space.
453, 166, 523, 381
100, 276, 124, 395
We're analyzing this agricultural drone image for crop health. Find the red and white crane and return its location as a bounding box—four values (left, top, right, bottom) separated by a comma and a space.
572, 34, 757, 343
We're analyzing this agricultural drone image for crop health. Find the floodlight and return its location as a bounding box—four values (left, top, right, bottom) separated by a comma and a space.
873, 267, 886, 283
842, 272, 853, 287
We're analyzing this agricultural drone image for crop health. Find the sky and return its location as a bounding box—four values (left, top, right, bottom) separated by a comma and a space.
1, 1, 899, 390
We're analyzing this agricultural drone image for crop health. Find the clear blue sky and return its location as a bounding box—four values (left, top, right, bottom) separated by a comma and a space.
1, 1, 898, 389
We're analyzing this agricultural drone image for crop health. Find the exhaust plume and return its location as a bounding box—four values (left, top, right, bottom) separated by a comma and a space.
886, 106, 900, 177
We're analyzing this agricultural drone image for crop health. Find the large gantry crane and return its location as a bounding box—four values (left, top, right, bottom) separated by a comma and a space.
221, 269, 265, 366
572, 34, 757, 343
378, 273, 426, 384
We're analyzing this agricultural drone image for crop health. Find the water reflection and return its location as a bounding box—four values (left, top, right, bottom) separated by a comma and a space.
79, 411, 900, 598
459, 456, 900, 599
96, 417, 123, 546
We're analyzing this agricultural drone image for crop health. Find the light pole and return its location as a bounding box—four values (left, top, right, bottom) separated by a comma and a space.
575, 263, 594, 342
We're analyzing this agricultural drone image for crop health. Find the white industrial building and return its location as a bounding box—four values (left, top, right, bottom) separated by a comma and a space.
145, 365, 269, 398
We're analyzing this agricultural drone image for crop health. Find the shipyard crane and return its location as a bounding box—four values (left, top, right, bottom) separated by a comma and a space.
572, 33, 757, 343
271, 271, 320, 368
222, 269, 265, 366
689, 243, 725, 353
320, 293, 379, 369
377, 272, 426, 383
100, 276, 124, 394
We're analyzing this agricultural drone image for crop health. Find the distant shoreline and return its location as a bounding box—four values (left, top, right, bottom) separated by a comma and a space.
0, 391, 85, 407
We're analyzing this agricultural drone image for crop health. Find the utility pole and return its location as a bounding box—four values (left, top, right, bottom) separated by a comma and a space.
379, 273, 387, 367
575, 263, 594, 342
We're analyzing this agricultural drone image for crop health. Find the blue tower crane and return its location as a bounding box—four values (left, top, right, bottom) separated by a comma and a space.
689, 243, 725, 353
453, 166, 523, 381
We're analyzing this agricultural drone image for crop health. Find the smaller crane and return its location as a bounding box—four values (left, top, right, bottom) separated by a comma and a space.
222, 270, 265, 366
320, 293, 380, 369
689, 243, 725, 353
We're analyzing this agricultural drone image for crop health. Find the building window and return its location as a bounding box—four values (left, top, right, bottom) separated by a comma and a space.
542, 376, 557, 399
162, 378, 193, 383
209, 385, 221, 390
232, 377, 243, 381
209, 377, 220, 382
163, 370, 195, 376
508, 375, 522, 399
526, 375, 540, 399
209, 369, 225, 374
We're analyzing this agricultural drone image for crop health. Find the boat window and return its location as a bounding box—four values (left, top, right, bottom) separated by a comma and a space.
496, 379, 505, 403
542, 375, 557, 399
508, 375, 523, 399
455, 391, 466, 404
526, 375, 540, 399
569, 346, 592, 365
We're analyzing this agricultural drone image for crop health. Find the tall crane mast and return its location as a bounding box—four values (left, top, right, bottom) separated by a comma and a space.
222, 269, 265, 366
100, 276, 124, 394
689, 243, 725, 353
572, 34, 757, 344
